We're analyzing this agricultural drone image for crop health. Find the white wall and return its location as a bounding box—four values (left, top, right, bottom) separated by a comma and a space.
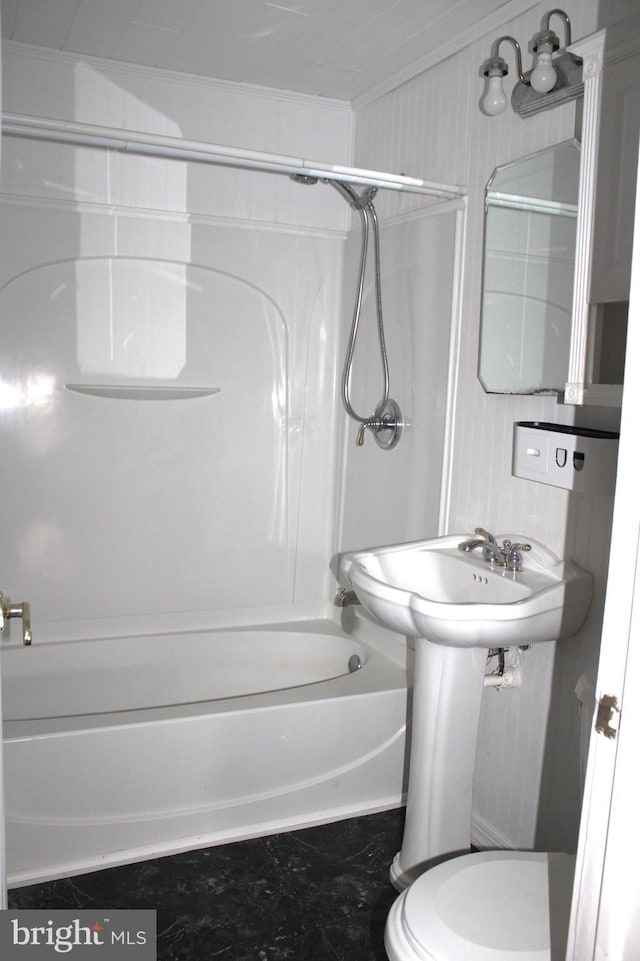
336, 202, 463, 556
352, 0, 612, 850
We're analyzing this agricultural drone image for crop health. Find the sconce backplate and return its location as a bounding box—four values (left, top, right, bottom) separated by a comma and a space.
512, 52, 583, 117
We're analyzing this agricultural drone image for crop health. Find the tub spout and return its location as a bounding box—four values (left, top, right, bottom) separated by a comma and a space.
335, 588, 361, 607
0, 593, 32, 644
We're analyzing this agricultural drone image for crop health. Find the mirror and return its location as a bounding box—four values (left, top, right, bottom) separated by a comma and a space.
478, 140, 580, 394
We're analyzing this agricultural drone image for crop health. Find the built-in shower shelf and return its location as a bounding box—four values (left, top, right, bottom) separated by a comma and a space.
64, 384, 221, 400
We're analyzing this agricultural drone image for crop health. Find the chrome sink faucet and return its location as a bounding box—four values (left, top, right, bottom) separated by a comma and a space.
458, 527, 531, 572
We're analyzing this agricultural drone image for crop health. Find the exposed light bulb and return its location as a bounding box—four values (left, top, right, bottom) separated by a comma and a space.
482, 74, 508, 116
530, 46, 557, 93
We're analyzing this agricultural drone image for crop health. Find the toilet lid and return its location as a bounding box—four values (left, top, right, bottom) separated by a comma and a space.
400, 851, 576, 961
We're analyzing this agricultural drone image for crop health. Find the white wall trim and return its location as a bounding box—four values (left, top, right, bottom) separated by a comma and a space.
438, 201, 468, 535
380, 196, 466, 229
2, 40, 352, 114
0, 191, 348, 240
0, 8, 5, 907
471, 812, 519, 851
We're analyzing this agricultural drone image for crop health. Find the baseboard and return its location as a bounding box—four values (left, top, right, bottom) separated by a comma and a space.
471, 813, 519, 851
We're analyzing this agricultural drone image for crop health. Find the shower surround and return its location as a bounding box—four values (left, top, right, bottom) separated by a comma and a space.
0, 44, 461, 882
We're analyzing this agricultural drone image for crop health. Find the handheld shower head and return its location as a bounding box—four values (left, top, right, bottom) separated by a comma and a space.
329, 180, 378, 210
289, 174, 401, 450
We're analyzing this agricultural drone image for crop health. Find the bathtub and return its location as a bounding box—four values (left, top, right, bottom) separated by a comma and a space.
2, 616, 409, 886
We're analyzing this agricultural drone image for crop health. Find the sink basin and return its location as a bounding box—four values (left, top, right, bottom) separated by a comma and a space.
341, 534, 592, 648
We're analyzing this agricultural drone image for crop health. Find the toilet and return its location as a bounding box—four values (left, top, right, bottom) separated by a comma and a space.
384, 850, 576, 961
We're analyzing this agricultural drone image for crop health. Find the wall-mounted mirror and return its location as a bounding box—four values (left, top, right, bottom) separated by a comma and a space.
478, 139, 580, 394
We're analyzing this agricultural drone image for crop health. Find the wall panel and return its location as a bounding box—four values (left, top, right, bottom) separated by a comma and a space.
353, 1, 606, 849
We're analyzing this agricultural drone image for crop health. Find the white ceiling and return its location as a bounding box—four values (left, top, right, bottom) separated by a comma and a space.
1, 0, 521, 103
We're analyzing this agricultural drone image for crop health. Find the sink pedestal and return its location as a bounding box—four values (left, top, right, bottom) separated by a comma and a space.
390, 640, 487, 891
340, 533, 593, 891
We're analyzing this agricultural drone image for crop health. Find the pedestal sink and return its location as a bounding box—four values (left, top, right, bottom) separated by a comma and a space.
340, 533, 592, 890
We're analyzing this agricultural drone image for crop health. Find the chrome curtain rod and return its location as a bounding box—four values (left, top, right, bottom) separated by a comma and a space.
2, 112, 466, 201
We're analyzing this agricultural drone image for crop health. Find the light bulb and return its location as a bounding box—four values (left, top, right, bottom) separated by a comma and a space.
530, 47, 557, 93
482, 74, 508, 116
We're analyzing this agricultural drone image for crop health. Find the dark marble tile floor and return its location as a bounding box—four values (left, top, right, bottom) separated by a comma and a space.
8, 808, 406, 961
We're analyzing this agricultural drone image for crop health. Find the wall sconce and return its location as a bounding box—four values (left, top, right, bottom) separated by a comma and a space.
480, 8, 583, 117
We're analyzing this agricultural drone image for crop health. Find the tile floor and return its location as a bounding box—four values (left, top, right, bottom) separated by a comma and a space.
8, 807, 406, 961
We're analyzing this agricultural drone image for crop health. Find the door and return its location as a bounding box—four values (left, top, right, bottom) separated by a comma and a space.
0, 19, 6, 909
566, 134, 640, 959
0, 636, 5, 908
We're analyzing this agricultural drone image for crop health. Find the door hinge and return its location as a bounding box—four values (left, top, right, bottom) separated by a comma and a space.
595, 694, 620, 740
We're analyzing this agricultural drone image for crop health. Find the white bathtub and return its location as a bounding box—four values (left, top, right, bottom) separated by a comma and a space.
2, 617, 408, 886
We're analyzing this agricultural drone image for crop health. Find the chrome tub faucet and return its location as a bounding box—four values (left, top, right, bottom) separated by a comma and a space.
334, 587, 361, 607
0, 592, 32, 644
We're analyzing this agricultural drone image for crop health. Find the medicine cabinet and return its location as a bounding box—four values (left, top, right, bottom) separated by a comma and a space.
565, 18, 640, 406
478, 16, 640, 404
478, 140, 580, 394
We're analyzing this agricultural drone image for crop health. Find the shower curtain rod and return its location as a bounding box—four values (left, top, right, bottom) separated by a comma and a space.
2, 112, 466, 201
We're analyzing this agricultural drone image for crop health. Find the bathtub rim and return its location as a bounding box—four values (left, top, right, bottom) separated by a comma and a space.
0, 601, 406, 651
2, 611, 410, 738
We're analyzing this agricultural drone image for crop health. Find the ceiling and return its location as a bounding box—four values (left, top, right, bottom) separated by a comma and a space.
1, 0, 521, 103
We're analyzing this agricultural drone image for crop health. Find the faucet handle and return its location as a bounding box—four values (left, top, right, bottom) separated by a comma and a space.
501, 540, 532, 572
475, 527, 497, 544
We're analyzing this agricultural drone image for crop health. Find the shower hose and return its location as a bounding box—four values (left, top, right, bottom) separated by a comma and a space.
331, 180, 402, 450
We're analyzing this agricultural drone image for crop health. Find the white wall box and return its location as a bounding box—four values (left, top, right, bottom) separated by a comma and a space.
565, 16, 640, 406
513, 421, 619, 493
